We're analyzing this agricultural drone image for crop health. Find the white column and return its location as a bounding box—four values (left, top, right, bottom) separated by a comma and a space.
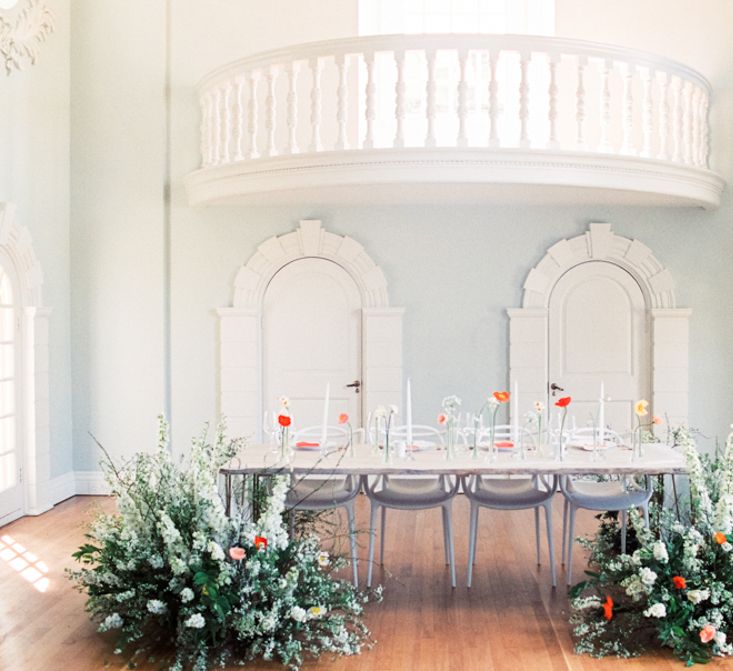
671, 77, 683, 162
393, 50, 406, 149
681, 80, 692, 165
456, 49, 469, 148
200, 92, 213, 167
575, 56, 587, 150
364, 50, 377, 149
264, 66, 278, 157
246, 70, 260, 159
233, 76, 245, 161
547, 53, 560, 149
656, 71, 670, 161
488, 50, 499, 148
518, 50, 531, 148
640, 66, 653, 158
598, 59, 612, 153
620, 63, 635, 155
221, 82, 233, 163
212, 87, 222, 165
335, 53, 349, 150
425, 49, 437, 148
285, 62, 299, 154
309, 57, 323, 152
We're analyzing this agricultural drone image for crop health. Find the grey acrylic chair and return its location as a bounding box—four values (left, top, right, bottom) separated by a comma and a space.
560, 427, 653, 585
285, 424, 360, 586
363, 424, 460, 588
461, 424, 558, 588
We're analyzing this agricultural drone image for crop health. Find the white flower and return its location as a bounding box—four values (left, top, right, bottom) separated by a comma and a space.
290, 606, 307, 622
534, 401, 545, 413
147, 599, 166, 615
388, 405, 399, 416
148, 554, 164, 569
644, 603, 667, 618
100, 613, 123, 631
278, 395, 290, 408
688, 589, 710, 605
639, 567, 657, 586
317, 551, 330, 567
652, 541, 669, 563
184, 613, 206, 629
715, 631, 727, 647
180, 588, 194, 603
308, 605, 327, 619
722, 542, 733, 553
487, 396, 500, 408
207, 540, 225, 561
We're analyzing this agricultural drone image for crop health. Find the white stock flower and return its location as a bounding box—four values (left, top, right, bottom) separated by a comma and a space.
722, 542, 733, 553
100, 613, 123, 631
207, 540, 225, 561
652, 541, 669, 563
688, 589, 710, 605
184, 613, 206, 629
639, 567, 657, 586
278, 396, 290, 408
715, 631, 728, 647
644, 603, 667, 618
534, 401, 545, 413
180, 588, 194, 603
290, 606, 307, 623
147, 599, 166, 615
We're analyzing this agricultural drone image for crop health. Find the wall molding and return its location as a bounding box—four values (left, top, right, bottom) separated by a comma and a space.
0, 0, 55, 75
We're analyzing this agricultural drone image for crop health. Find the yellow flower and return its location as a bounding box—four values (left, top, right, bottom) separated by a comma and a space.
634, 399, 649, 417
308, 605, 326, 618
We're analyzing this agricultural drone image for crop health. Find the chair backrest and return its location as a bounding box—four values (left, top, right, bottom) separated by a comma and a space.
292, 425, 348, 442
569, 426, 623, 443
390, 424, 444, 445
475, 424, 537, 447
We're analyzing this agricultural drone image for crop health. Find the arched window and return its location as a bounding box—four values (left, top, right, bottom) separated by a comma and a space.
359, 0, 555, 36
0, 257, 20, 510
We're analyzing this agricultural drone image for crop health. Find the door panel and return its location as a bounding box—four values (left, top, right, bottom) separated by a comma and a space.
263, 258, 362, 431
549, 262, 648, 435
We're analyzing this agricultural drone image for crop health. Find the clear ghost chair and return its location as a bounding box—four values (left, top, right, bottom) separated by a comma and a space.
560, 426, 653, 585
286, 424, 360, 586
461, 424, 557, 588
363, 423, 459, 588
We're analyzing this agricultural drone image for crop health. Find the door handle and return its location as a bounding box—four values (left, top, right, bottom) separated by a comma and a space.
346, 380, 361, 394
549, 382, 564, 396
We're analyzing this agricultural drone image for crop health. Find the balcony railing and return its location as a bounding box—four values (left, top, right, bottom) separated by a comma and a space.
186, 34, 724, 208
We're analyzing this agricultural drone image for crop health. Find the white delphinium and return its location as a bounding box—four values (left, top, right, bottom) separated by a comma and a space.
289, 606, 307, 623
115, 589, 135, 602
644, 603, 667, 618
147, 599, 167, 615
688, 589, 710, 605
679, 428, 713, 521
184, 613, 206, 629
207, 540, 225, 561
714, 431, 733, 534
652, 540, 669, 563
148, 554, 164, 569
256, 476, 290, 551
639, 567, 657, 586
180, 587, 194, 603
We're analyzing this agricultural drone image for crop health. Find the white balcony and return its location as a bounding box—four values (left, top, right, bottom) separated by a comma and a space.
185, 34, 724, 209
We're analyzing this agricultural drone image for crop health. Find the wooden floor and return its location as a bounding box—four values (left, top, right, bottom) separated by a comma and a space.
1, 496, 730, 671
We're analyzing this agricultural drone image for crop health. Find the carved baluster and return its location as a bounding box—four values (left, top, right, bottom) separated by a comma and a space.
457, 48, 469, 147
264, 66, 277, 157
285, 62, 299, 154
309, 57, 323, 152
689, 86, 701, 166
671, 76, 683, 162
700, 90, 710, 167
364, 50, 376, 149
212, 87, 222, 165
394, 49, 406, 148
681, 80, 692, 164
246, 71, 259, 159
598, 59, 612, 153
200, 92, 212, 167
620, 63, 635, 154
222, 82, 233, 163
656, 71, 669, 161
335, 53, 349, 150
547, 53, 560, 149
425, 48, 437, 148
575, 56, 587, 149
488, 50, 499, 147
518, 50, 531, 147
234, 76, 245, 161
639, 67, 653, 158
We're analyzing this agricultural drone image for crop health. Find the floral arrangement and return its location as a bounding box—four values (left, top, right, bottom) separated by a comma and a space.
338, 412, 354, 457
372, 405, 398, 463
555, 395, 571, 461
631, 399, 663, 459
68, 418, 375, 671
570, 427, 733, 665
437, 395, 461, 460
277, 396, 291, 459
474, 391, 510, 461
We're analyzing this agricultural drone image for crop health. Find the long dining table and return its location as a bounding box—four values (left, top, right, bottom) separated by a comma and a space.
219, 442, 687, 515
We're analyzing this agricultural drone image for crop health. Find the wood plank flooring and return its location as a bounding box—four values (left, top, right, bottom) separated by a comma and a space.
0, 495, 729, 670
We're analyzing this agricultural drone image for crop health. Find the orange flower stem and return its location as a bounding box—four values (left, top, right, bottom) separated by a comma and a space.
558, 407, 567, 462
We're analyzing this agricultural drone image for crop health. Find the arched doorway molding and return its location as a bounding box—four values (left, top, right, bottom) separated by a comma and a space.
508, 222, 690, 427
0, 202, 51, 516
217, 219, 404, 437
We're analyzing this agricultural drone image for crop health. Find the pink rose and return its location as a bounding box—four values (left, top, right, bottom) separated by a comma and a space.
229, 546, 246, 561
700, 624, 716, 643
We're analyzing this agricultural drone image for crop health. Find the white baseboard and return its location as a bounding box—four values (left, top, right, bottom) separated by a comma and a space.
74, 470, 109, 496
48, 471, 77, 505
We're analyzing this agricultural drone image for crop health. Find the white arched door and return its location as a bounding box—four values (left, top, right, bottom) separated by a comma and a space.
262, 258, 362, 431
549, 261, 649, 434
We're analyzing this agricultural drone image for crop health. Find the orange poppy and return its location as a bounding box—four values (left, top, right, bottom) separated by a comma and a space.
714, 531, 727, 545
555, 396, 572, 408
254, 535, 268, 550
278, 414, 291, 427
338, 413, 349, 424
437, 414, 447, 425
672, 576, 686, 589
603, 595, 613, 621
493, 391, 510, 403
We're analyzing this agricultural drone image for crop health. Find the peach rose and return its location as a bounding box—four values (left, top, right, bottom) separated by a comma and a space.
229, 546, 246, 561
700, 624, 716, 643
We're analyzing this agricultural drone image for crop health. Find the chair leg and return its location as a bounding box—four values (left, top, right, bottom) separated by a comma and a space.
467, 502, 479, 588
566, 505, 577, 586
544, 501, 557, 588
367, 502, 379, 588
441, 505, 450, 566
642, 503, 650, 528
561, 498, 568, 566
379, 505, 387, 566
534, 506, 541, 566
444, 502, 456, 589
620, 509, 627, 555
346, 501, 358, 588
